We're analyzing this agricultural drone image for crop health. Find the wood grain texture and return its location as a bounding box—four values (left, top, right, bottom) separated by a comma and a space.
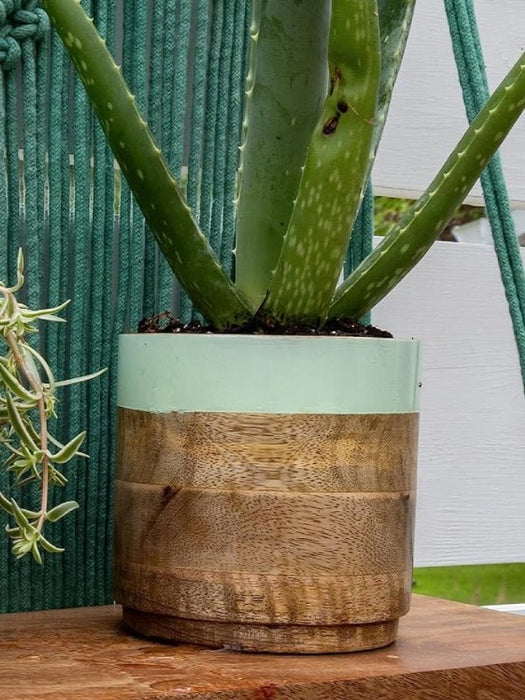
115, 410, 417, 652
115, 564, 412, 625
1, 596, 525, 699
375, 0, 525, 206
116, 411, 418, 492
122, 608, 399, 655
374, 241, 525, 567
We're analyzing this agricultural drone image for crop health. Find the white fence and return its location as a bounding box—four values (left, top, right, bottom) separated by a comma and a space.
372, 0, 525, 567
375, 241, 525, 567
375, 0, 525, 207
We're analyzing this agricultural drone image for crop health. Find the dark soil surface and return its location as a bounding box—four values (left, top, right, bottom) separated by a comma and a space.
138, 312, 393, 338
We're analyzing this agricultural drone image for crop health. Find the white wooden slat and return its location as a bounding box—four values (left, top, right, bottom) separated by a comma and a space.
373, 240, 525, 567
485, 604, 525, 616
374, 0, 525, 208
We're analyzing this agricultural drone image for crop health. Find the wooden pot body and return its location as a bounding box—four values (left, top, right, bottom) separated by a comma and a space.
115, 335, 420, 653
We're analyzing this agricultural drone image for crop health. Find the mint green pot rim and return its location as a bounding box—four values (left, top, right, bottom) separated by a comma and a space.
117, 333, 421, 415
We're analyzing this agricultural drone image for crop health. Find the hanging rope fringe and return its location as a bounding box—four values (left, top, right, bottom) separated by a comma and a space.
445, 0, 525, 391
0, 0, 250, 613
346, 182, 374, 326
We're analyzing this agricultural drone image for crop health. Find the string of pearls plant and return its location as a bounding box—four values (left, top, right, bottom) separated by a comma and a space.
0, 250, 103, 564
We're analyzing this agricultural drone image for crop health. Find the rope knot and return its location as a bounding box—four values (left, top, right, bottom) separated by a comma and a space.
0, 1, 49, 71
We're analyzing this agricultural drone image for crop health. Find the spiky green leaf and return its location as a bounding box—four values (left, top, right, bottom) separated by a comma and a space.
40, 0, 251, 329
262, 0, 380, 322
373, 0, 415, 155
234, 0, 331, 309
330, 51, 525, 319
47, 431, 89, 459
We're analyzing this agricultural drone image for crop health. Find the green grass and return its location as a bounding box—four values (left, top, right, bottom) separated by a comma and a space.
413, 564, 525, 606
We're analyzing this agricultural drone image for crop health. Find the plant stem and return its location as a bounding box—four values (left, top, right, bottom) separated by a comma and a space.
35, 400, 49, 533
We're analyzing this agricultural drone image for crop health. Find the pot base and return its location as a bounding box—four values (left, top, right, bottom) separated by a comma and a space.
122, 607, 398, 654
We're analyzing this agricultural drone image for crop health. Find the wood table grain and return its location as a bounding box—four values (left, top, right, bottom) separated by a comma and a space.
1, 595, 524, 699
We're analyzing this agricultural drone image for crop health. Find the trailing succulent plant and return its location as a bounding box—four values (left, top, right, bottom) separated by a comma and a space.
40, 0, 525, 331
0, 251, 103, 563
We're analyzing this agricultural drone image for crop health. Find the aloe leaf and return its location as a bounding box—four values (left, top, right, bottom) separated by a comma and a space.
372, 0, 415, 157
330, 52, 525, 319
234, 0, 331, 309
262, 0, 380, 323
40, 0, 251, 329
348, 0, 414, 260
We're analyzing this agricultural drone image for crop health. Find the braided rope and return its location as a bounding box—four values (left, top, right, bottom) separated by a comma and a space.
0, 0, 48, 70
346, 182, 374, 325
445, 0, 525, 390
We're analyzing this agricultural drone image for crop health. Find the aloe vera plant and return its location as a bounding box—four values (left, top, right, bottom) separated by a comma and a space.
40, 0, 525, 330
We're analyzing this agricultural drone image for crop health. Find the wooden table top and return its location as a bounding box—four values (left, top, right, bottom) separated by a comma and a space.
1, 594, 525, 699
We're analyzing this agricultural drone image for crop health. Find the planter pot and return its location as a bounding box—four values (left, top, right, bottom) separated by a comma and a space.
114, 334, 420, 653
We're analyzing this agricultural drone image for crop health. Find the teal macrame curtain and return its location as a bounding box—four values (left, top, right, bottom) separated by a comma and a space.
0, 0, 250, 613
